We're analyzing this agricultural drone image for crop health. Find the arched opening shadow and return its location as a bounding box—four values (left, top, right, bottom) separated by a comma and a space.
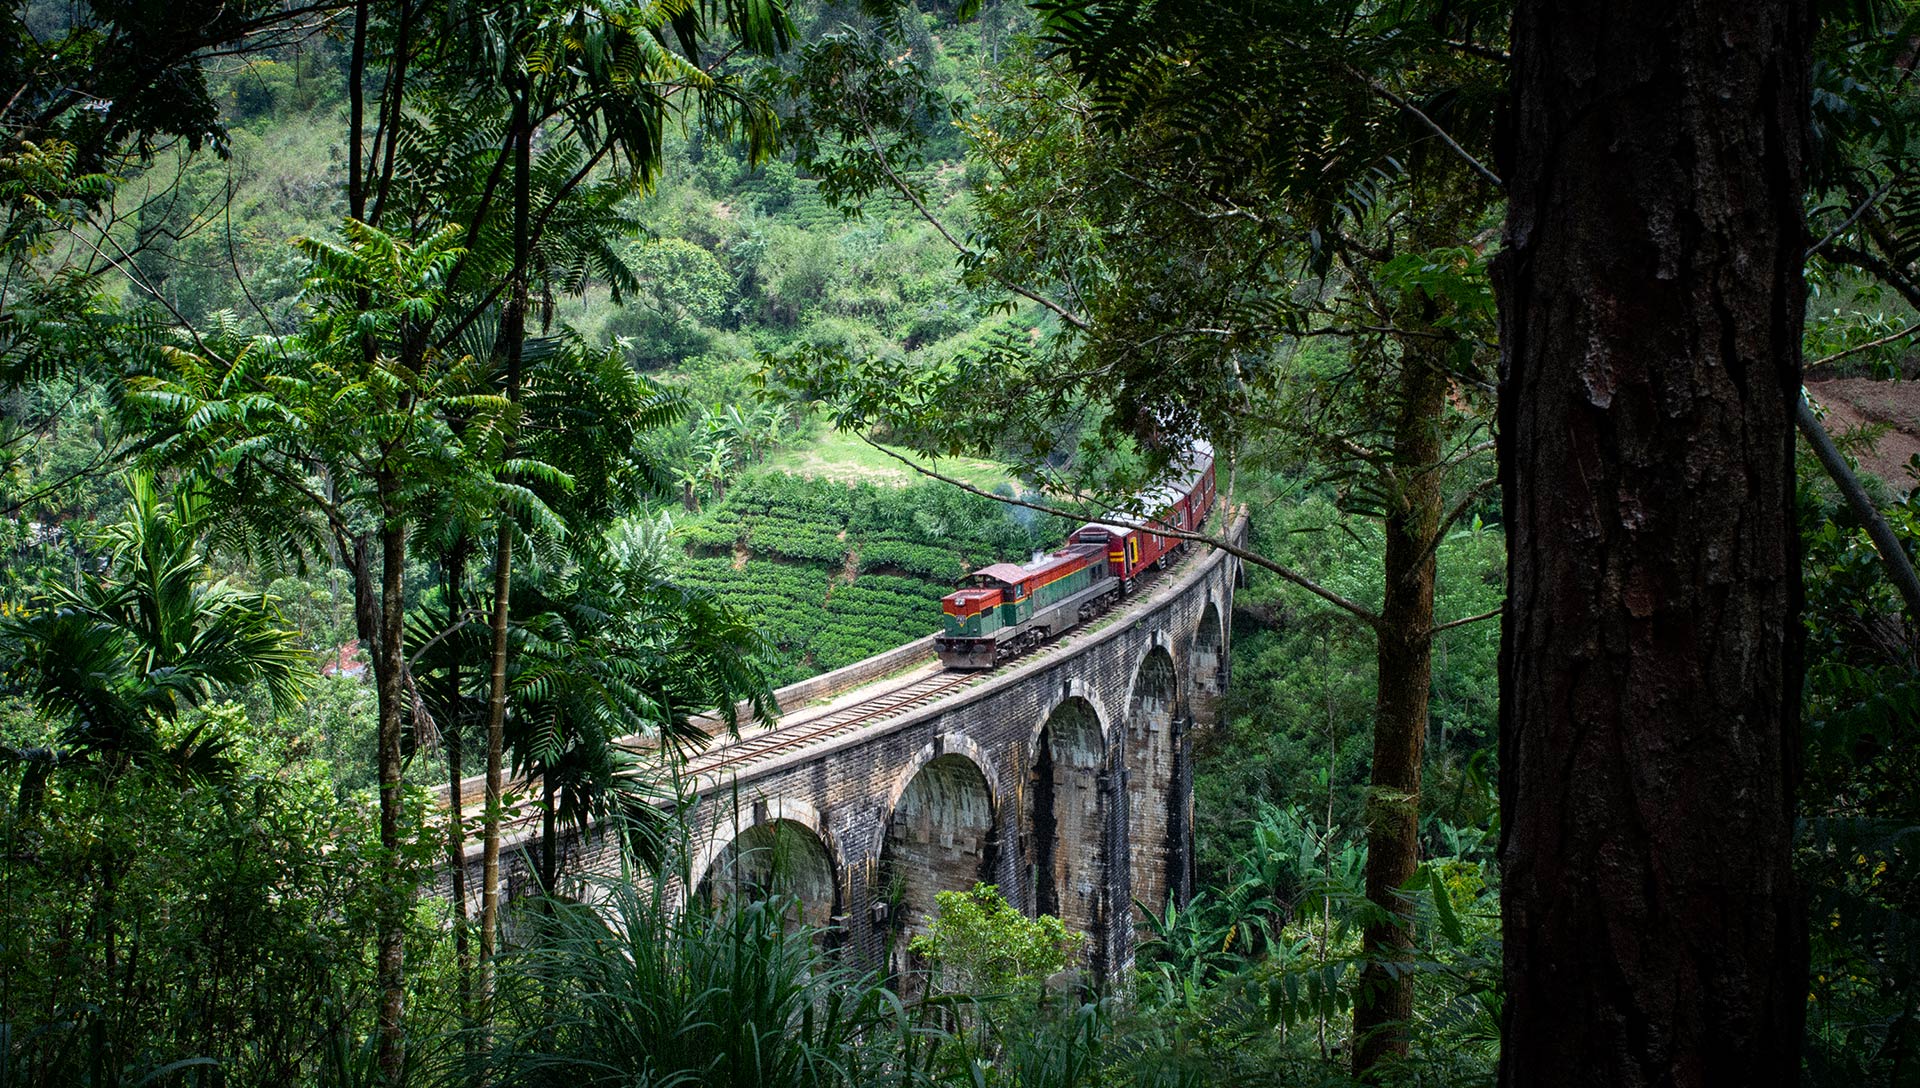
698, 818, 837, 932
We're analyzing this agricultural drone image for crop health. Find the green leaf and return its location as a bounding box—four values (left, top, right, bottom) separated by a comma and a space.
1429, 863, 1465, 947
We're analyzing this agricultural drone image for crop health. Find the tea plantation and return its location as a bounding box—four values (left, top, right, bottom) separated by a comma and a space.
674, 472, 1069, 684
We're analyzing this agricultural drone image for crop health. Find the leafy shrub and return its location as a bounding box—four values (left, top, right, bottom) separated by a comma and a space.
484, 879, 910, 1088
0, 704, 432, 1086
909, 883, 1082, 996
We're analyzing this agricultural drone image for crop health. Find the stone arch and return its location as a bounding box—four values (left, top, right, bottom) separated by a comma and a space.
690, 798, 834, 887
879, 732, 1003, 822
697, 817, 838, 930
879, 746, 998, 967
1029, 675, 1115, 751
1125, 643, 1180, 920
1029, 695, 1107, 945
1190, 600, 1226, 726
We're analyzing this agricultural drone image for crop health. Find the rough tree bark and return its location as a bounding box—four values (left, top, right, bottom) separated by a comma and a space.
1496, 2, 1810, 1085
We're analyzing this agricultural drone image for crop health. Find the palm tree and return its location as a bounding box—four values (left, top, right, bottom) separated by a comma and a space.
408, 490, 497, 1020
130, 218, 518, 1072
722, 403, 760, 462
674, 462, 704, 514
752, 401, 792, 457
507, 523, 774, 897
700, 435, 738, 505
1, 471, 309, 788
605, 510, 677, 574
0, 472, 313, 1037
401, 6, 790, 1033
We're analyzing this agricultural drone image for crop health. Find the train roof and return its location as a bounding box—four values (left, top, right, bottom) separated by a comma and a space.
971, 562, 1034, 585
1143, 442, 1214, 501
969, 542, 1102, 587
944, 586, 1000, 606
1072, 521, 1137, 537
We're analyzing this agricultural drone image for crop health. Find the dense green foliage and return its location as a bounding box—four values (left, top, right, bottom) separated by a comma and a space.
910, 883, 1082, 995
1795, 446, 1920, 1081
0, 707, 428, 1086
0, 0, 1916, 1085
1197, 484, 1502, 893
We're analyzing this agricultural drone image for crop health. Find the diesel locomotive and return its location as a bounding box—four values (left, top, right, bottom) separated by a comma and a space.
934, 447, 1216, 670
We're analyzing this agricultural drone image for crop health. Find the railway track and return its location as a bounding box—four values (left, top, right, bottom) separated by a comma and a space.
684, 668, 979, 781
440, 532, 1227, 870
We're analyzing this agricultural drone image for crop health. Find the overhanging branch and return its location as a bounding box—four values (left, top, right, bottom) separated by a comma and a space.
1804, 321, 1920, 373
1430, 607, 1500, 635
1341, 64, 1503, 190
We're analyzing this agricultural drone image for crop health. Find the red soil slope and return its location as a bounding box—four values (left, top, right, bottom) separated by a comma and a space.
1807, 378, 1920, 493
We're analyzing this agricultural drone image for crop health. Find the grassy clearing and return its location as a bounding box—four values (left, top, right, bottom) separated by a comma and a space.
762, 427, 1016, 491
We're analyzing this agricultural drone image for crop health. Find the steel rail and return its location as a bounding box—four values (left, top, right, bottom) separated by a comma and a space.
684, 669, 980, 779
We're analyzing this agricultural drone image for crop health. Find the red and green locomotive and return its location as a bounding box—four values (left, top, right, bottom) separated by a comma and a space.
935, 447, 1216, 670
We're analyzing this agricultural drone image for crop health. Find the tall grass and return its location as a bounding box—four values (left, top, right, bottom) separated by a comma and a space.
464, 873, 919, 1088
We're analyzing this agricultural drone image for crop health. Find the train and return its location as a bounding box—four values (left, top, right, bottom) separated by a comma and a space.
935, 445, 1216, 670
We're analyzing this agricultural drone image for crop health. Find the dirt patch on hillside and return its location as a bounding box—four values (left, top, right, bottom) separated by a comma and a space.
1808, 378, 1920, 492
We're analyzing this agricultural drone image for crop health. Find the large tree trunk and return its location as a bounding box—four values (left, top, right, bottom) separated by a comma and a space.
1352, 346, 1445, 1076
1496, 2, 1810, 1084
375, 514, 410, 1082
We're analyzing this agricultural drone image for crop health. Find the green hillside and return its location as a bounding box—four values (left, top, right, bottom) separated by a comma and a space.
11, 0, 1048, 683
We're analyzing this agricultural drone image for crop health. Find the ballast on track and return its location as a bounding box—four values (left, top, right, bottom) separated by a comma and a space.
683, 669, 980, 782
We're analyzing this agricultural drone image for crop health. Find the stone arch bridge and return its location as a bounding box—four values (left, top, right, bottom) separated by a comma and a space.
452, 515, 1245, 978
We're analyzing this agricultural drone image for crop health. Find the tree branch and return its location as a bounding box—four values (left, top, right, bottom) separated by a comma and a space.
1798, 392, 1920, 626
851, 106, 1089, 331
1805, 320, 1920, 373
1341, 64, 1503, 190
1425, 476, 1498, 562
0, 442, 130, 516
1430, 607, 1500, 635
1826, 242, 1920, 313
1443, 438, 1497, 470
1807, 176, 1897, 260
408, 610, 480, 666
1443, 39, 1509, 64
